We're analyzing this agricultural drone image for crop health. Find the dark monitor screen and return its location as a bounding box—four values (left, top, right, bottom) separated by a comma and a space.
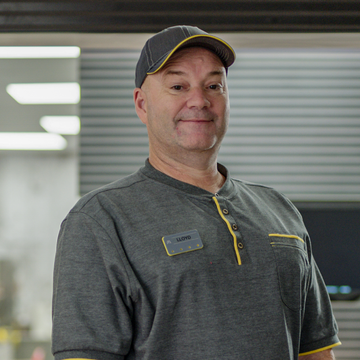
298, 207, 360, 299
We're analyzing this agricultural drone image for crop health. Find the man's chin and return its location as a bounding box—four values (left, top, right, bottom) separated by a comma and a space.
177, 139, 219, 153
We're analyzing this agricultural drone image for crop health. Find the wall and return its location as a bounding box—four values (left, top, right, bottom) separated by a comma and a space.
0, 143, 79, 340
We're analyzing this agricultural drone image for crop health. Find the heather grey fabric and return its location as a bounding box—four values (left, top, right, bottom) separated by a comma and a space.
52, 160, 339, 360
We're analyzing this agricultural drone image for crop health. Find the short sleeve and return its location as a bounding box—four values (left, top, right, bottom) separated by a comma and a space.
299, 254, 340, 355
52, 212, 133, 360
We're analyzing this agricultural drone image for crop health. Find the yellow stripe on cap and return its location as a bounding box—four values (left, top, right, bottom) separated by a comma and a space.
147, 34, 236, 75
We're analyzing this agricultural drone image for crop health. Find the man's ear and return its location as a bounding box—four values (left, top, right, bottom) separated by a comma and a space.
134, 87, 148, 125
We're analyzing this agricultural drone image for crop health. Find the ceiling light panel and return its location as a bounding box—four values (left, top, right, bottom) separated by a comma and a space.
40, 116, 80, 135
0, 46, 80, 58
6, 82, 81, 104
0, 132, 67, 150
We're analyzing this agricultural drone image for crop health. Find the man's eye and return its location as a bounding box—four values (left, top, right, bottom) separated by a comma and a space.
172, 85, 183, 90
209, 84, 222, 90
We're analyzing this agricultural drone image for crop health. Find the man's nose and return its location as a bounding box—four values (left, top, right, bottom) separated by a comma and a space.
186, 87, 211, 109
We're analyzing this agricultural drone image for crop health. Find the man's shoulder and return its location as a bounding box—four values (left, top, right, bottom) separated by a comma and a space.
71, 169, 147, 214
231, 177, 279, 193
230, 177, 301, 215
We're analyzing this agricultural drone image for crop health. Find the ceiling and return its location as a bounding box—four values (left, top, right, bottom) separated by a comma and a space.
0, 0, 359, 33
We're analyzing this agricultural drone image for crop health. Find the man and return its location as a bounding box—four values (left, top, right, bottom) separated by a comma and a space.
52, 26, 341, 360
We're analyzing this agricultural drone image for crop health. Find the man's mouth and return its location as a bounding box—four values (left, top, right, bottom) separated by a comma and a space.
179, 119, 212, 122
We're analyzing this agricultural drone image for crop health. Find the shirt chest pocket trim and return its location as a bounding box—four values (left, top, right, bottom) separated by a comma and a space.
269, 233, 304, 243
269, 233, 310, 312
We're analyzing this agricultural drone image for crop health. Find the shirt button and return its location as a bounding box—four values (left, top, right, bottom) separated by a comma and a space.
232, 224, 238, 231
222, 209, 229, 215
237, 242, 244, 249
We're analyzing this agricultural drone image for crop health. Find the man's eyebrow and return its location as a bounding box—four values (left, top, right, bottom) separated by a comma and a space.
164, 69, 224, 77
209, 70, 225, 76
164, 70, 185, 76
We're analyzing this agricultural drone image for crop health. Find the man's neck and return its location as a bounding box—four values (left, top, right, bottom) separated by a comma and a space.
148, 153, 225, 194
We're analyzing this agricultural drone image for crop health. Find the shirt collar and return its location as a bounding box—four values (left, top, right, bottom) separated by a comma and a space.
140, 159, 234, 198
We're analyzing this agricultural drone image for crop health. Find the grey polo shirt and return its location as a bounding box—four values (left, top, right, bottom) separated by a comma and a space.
52, 160, 340, 360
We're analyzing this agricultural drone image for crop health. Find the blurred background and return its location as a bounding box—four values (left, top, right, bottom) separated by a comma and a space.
0, 1, 360, 359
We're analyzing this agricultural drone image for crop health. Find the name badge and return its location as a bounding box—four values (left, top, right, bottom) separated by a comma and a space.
162, 229, 204, 256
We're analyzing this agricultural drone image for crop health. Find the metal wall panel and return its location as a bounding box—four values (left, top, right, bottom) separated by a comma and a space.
80, 49, 360, 201
332, 302, 360, 360
80, 50, 147, 195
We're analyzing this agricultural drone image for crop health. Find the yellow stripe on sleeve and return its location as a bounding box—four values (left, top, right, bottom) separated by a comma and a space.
64, 358, 97, 360
298, 341, 341, 356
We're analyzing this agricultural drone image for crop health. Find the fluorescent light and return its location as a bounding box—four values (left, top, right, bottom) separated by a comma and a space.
339, 285, 352, 294
0, 46, 80, 58
0, 132, 67, 150
326, 286, 338, 294
40, 116, 81, 135
6, 82, 80, 104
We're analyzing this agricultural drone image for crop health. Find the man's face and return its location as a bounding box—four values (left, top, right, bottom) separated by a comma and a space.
135, 47, 230, 160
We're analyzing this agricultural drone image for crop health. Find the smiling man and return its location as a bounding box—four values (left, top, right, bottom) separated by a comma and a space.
52, 26, 341, 360
134, 46, 229, 193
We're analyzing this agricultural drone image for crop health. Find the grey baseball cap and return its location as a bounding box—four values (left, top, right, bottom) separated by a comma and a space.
135, 25, 236, 88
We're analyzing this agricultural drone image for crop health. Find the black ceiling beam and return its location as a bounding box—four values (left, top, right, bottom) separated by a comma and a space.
0, 0, 359, 33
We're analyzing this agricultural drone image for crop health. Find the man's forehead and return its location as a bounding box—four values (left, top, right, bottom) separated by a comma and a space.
160, 47, 226, 74
141, 47, 226, 89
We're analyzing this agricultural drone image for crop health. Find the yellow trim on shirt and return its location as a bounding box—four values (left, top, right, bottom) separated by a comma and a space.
298, 341, 341, 356
62, 342, 341, 359
212, 196, 241, 265
269, 233, 305, 243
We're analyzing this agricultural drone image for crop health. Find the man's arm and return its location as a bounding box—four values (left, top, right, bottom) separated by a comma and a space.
299, 349, 335, 360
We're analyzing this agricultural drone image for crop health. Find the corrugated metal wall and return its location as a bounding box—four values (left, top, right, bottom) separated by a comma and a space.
219, 50, 360, 201
79, 48, 360, 202
80, 50, 147, 195
332, 302, 360, 359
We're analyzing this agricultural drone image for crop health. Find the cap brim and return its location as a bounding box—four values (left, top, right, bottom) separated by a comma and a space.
146, 34, 235, 76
